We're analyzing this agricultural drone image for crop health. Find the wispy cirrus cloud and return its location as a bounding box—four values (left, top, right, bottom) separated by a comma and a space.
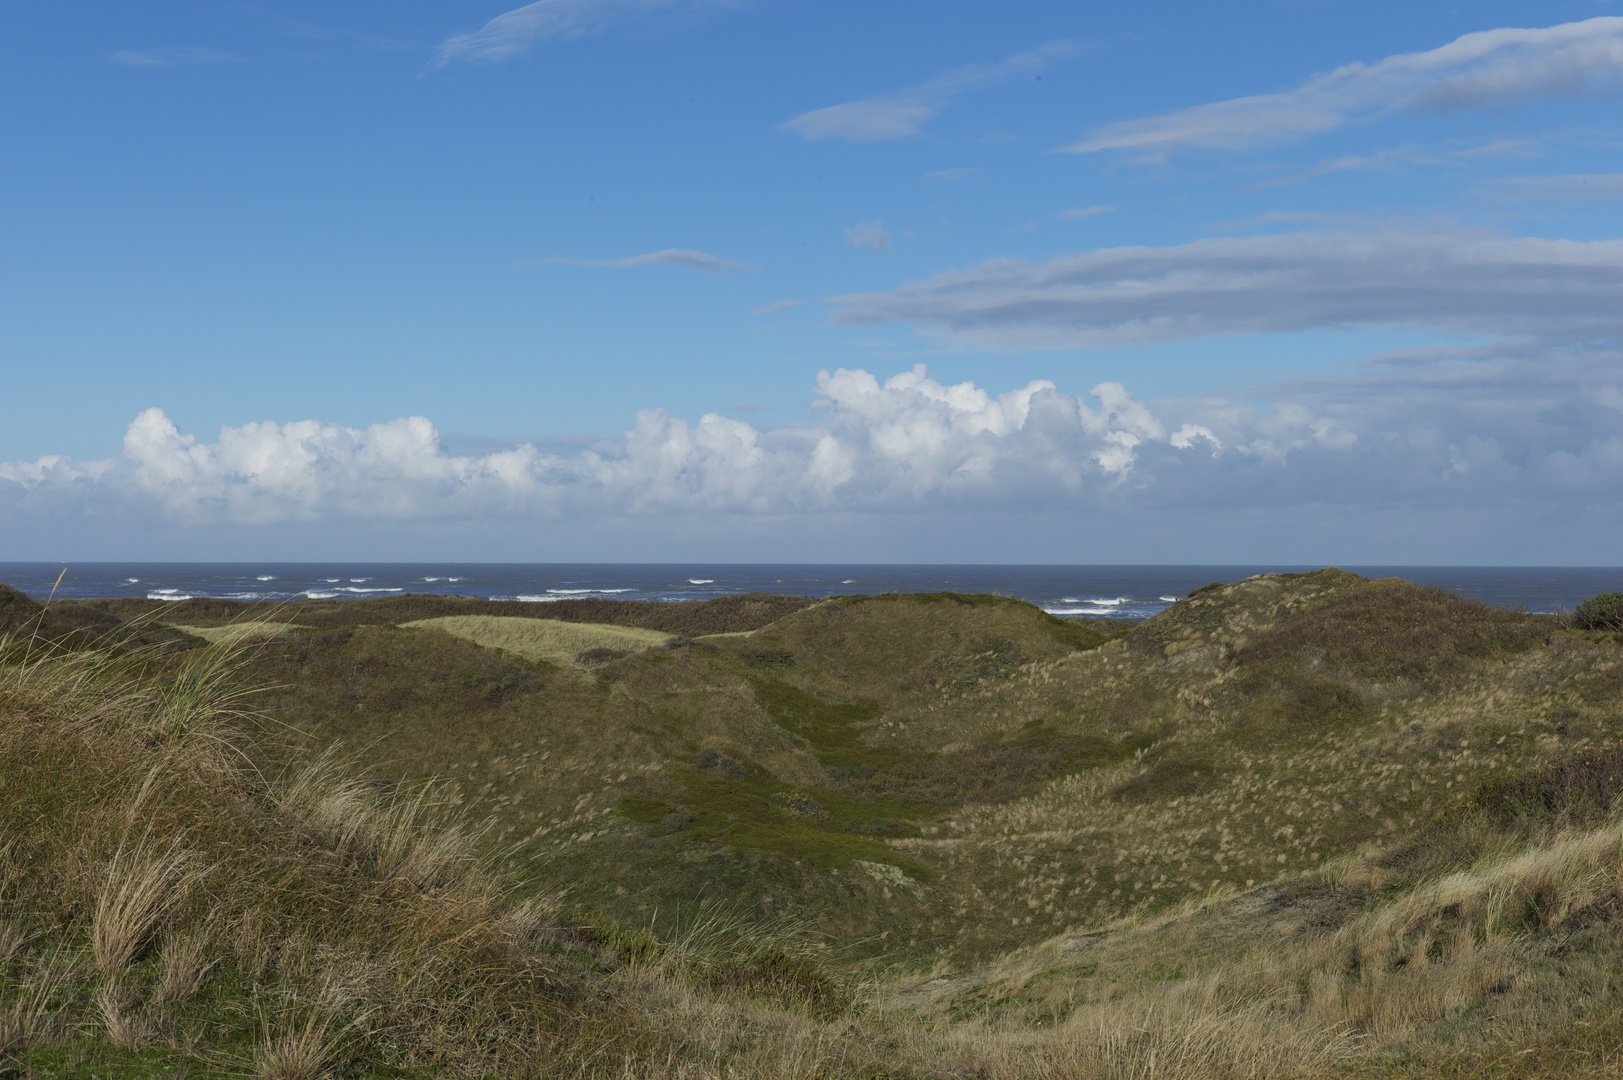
1061, 16, 1623, 159
110, 47, 247, 67
536, 248, 756, 273
832, 225, 1623, 350
1247, 137, 1548, 190
1057, 205, 1115, 221
434, 0, 714, 65
781, 41, 1074, 142
1484, 173, 1623, 201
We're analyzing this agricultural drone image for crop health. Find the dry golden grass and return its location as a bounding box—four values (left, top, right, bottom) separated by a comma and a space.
884, 813, 1623, 1077
173, 621, 303, 646
254, 1007, 340, 1080
91, 832, 209, 973
94, 977, 150, 1051
154, 929, 215, 1007
402, 614, 674, 667
0, 947, 71, 1059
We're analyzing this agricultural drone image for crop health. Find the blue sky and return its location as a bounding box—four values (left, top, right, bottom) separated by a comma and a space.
4, 1, 1623, 562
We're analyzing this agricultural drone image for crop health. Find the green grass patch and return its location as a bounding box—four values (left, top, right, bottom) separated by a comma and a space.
664, 766, 938, 879
747, 676, 882, 765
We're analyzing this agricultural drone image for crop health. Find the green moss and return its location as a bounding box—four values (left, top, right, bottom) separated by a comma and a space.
617, 795, 678, 824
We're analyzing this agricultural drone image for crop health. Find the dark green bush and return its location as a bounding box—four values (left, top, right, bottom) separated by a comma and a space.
1573, 591, 1623, 632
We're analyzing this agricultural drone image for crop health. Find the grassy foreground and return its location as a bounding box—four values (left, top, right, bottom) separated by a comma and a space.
4, 572, 1623, 1076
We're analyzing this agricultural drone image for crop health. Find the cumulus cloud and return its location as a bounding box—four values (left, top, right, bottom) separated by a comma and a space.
110, 47, 246, 67
1062, 16, 1623, 158
433, 0, 699, 65
782, 41, 1073, 142
832, 225, 1623, 349
0, 371, 1189, 525
6, 357, 1623, 533
541, 248, 756, 273
844, 221, 892, 253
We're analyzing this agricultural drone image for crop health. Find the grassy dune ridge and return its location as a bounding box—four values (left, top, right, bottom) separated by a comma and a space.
5, 570, 1623, 1076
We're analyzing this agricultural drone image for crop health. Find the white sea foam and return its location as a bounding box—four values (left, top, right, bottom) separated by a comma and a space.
515, 595, 560, 602
1159, 595, 1179, 602
448, 577, 464, 582
322, 578, 340, 583
1084, 597, 1132, 606
303, 590, 339, 599
546, 588, 634, 595
1044, 605, 1125, 616
257, 575, 275, 581
689, 579, 714, 584
841, 579, 856, 584
147, 590, 193, 601
335, 586, 403, 594
350, 578, 369, 583
422, 577, 443, 582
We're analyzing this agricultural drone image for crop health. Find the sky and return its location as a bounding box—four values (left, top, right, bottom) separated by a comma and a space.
3, 0, 1623, 563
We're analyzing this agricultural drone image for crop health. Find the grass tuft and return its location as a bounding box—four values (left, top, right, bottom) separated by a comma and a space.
92, 833, 208, 974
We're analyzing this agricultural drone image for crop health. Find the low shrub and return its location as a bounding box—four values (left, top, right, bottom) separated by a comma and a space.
1573, 591, 1623, 632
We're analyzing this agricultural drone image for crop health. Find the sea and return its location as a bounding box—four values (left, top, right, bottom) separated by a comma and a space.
2, 563, 1619, 622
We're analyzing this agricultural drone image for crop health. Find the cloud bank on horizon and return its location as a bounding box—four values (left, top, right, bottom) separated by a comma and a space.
6, 358, 1621, 530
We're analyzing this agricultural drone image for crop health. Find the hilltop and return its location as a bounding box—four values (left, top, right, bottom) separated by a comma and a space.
3, 570, 1623, 1077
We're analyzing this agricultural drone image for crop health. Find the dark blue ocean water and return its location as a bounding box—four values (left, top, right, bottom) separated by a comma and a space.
2, 563, 1618, 621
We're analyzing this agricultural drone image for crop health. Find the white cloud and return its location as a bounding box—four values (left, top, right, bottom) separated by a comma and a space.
5, 357, 1623, 531
844, 221, 891, 253
0, 372, 1186, 523
1057, 205, 1115, 221
110, 47, 246, 67
832, 225, 1623, 349
1061, 16, 1623, 158
924, 168, 976, 182
433, 0, 698, 65
752, 298, 800, 313
540, 248, 756, 273
781, 42, 1073, 142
